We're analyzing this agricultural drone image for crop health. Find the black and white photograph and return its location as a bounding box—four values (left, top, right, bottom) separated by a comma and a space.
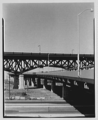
2, 0, 96, 118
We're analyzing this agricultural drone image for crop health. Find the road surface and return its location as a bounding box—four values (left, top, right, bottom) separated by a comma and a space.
4, 102, 84, 117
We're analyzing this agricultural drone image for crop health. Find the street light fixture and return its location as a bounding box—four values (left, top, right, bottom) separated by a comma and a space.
77, 8, 93, 77
38, 45, 41, 53
48, 53, 49, 67
38, 45, 41, 72
48, 53, 50, 72
72, 49, 74, 54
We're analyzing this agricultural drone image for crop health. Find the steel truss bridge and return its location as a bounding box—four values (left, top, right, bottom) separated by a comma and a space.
4, 52, 94, 74
4, 52, 95, 116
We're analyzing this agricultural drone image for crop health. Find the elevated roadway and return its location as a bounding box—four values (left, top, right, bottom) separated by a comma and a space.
4, 52, 94, 60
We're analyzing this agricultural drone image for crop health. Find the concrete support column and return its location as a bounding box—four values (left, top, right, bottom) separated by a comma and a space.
62, 82, 66, 99
64, 81, 70, 101
19, 75, 24, 89
25, 78, 27, 85
27, 79, 29, 87
32, 77, 36, 86
24, 79, 25, 86
71, 82, 79, 101
40, 79, 43, 85
35, 78, 38, 86
31, 81, 34, 87
37, 78, 41, 88
51, 80, 55, 92
28, 78, 31, 86
43, 79, 47, 89
31, 78, 34, 87
24, 78, 27, 85
13, 75, 19, 89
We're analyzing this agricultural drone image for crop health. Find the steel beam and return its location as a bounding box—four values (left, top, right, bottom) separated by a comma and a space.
4, 52, 94, 73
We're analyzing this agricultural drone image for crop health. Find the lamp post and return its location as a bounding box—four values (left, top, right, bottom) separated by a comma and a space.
38, 45, 41, 72
38, 45, 41, 53
8, 73, 10, 99
48, 53, 49, 72
77, 8, 93, 77
48, 53, 49, 67
72, 49, 74, 54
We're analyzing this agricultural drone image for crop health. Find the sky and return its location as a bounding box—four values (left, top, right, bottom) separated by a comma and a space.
3, 3, 94, 54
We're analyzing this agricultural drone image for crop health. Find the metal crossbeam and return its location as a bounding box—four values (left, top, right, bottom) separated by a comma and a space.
4, 52, 94, 73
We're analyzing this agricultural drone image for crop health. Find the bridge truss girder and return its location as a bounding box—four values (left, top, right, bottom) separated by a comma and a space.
4, 57, 94, 74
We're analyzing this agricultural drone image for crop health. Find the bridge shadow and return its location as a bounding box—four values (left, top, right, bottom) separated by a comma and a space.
46, 85, 95, 117
63, 87, 95, 117
27, 84, 95, 117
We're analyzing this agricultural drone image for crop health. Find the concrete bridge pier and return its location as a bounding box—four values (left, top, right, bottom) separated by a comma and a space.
29, 78, 32, 86
31, 78, 34, 87
24, 78, 27, 86
62, 82, 66, 99
51, 80, 55, 92
37, 78, 41, 88
13, 75, 19, 89
32, 77, 36, 86
70, 83, 79, 102
43, 79, 47, 89
61, 81, 72, 100
35, 78, 38, 86
25, 77, 29, 86
27, 79, 29, 87
19, 75, 24, 89
24, 79, 25, 86
63, 80, 71, 101
45, 80, 51, 90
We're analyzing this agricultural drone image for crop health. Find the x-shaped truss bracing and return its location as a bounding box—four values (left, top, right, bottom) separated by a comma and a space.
4, 58, 94, 74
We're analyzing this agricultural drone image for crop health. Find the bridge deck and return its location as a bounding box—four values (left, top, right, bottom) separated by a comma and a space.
23, 69, 94, 84
4, 52, 94, 60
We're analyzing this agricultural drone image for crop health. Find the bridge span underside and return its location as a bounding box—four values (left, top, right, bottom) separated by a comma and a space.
8, 73, 94, 117
4, 52, 94, 73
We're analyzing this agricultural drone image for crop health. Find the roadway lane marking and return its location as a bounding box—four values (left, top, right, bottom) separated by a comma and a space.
5, 105, 74, 108
4, 102, 69, 105
4, 113, 84, 117
5, 103, 74, 107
